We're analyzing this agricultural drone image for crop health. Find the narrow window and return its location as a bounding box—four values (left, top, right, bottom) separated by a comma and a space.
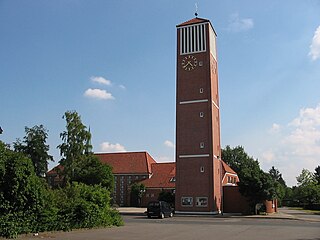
200, 166, 205, 173
200, 112, 204, 118
200, 88, 204, 93
200, 142, 205, 149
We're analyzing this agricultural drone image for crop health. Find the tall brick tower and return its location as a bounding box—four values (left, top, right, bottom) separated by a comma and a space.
175, 17, 222, 214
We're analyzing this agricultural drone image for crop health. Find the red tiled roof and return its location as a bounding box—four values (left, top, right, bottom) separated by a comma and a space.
95, 152, 156, 174
140, 162, 176, 189
177, 17, 210, 27
220, 160, 237, 175
47, 164, 63, 175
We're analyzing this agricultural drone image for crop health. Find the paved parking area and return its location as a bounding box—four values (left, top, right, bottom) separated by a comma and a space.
17, 211, 320, 240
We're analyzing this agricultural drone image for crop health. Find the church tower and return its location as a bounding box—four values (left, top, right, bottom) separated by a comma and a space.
175, 17, 222, 214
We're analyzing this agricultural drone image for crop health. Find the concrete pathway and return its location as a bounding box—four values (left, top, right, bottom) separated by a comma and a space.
274, 207, 320, 222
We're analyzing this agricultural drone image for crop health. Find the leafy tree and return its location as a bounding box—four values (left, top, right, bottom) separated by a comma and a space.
296, 169, 316, 186
0, 141, 48, 237
57, 110, 114, 191
269, 166, 286, 205
0, 140, 122, 238
222, 146, 277, 211
72, 154, 114, 192
294, 168, 320, 208
130, 183, 145, 207
158, 190, 175, 207
269, 166, 286, 186
314, 166, 320, 185
57, 111, 92, 183
14, 125, 53, 177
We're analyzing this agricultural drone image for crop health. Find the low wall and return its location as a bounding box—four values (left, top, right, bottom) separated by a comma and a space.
223, 186, 251, 214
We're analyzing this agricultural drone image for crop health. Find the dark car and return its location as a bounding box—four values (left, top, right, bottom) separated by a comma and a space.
147, 201, 173, 219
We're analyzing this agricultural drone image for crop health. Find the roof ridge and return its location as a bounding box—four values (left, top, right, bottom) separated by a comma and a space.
94, 151, 147, 155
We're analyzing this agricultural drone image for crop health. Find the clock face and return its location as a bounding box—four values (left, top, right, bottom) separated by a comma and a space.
181, 55, 197, 71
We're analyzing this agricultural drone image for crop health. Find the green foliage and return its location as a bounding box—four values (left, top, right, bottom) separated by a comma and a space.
55, 111, 114, 190
0, 140, 122, 238
158, 190, 175, 207
130, 183, 145, 207
291, 168, 320, 208
50, 183, 123, 230
315, 166, 320, 185
296, 169, 316, 186
57, 111, 92, 183
72, 154, 114, 192
13, 125, 53, 177
269, 166, 286, 205
0, 141, 48, 238
222, 146, 278, 211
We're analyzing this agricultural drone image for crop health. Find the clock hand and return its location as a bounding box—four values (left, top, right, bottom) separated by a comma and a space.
186, 61, 192, 67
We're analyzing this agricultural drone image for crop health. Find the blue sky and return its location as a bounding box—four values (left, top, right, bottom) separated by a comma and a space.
1, 0, 320, 186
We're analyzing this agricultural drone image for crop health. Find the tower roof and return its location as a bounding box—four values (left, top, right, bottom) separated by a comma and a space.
177, 17, 217, 36
176, 17, 210, 27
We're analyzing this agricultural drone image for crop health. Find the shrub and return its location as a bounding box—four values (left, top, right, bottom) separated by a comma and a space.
0, 142, 123, 238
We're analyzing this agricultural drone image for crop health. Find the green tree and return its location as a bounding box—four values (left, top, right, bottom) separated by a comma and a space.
14, 125, 53, 177
269, 166, 286, 186
57, 110, 114, 191
57, 111, 92, 183
314, 166, 320, 185
0, 140, 122, 238
222, 146, 277, 212
296, 169, 316, 186
72, 154, 114, 192
0, 141, 48, 237
158, 190, 175, 207
294, 168, 320, 208
130, 183, 145, 207
269, 166, 286, 205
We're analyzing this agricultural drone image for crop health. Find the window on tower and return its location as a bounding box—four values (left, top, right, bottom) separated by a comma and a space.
200, 142, 205, 148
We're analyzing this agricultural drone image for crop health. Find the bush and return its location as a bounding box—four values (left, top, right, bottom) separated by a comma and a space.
0, 142, 123, 238
53, 183, 123, 229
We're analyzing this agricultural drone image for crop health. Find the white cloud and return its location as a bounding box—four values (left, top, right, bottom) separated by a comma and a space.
309, 25, 320, 61
119, 84, 126, 90
227, 13, 254, 32
90, 76, 111, 85
257, 103, 320, 186
261, 150, 275, 163
269, 123, 281, 134
84, 88, 114, 100
164, 140, 175, 148
100, 142, 126, 152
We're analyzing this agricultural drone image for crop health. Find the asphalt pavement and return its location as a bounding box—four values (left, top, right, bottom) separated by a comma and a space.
8, 207, 320, 240
118, 207, 320, 222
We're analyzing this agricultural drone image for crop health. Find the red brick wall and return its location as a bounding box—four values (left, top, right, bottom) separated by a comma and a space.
112, 174, 148, 206
223, 186, 251, 214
